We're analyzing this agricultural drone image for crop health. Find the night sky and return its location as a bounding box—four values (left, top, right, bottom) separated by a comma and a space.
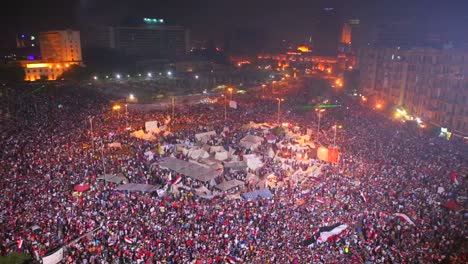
1, 0, 468, 49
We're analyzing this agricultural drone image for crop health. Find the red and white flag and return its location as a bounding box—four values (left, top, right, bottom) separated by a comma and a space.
360, 191, 367, 203
17, 239, 23, 249
394, 213, 416, 226
171, 175, 182, 185
124, 236, 133, 244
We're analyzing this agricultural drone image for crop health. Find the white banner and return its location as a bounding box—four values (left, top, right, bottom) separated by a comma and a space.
42, 248, 64, 264
229, 100, 237, 109
145, 121, 159, 132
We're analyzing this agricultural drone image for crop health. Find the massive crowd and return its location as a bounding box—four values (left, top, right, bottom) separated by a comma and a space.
0, 82, 466, 263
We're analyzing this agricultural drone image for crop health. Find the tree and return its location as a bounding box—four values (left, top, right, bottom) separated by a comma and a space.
0, 65, 25, 82
59, 65, 92, 81
0, 252, 31, 264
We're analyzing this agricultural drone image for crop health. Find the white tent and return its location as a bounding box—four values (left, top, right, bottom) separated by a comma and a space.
240, 135, 264, 150
215, 179, 244, 191
195, 131, 216, 143
244, 154, 264, 170
97, 173, 128, 184
209, 146, 226, 153
145, 120, 159, 132
159, 157, 222, 183
188, 148, 210, 160
214, 151, 229, 161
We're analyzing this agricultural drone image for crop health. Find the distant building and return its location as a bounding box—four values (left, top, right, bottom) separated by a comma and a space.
81, 19, 189, 61
338, 23, 352, 54
39, 30, 82, 62
340, 23, 352, 45
312, 7, 341, 56
22, 30, 82, 81
358, 47, 468, 138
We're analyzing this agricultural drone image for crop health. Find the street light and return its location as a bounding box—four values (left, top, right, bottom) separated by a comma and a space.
125, 104, 129, 129
89, 116, 95, 155
167, 71, 172, 76
116, 74, 121, 79
276, 98, 284, 124
195, 75, 199, 79
262, 84, 266, 97
332, 124, 342, 147
112, 105, 121, 111
221, 94, 227, 120
147, 72, 152, 77
129, 94, 135, 100
93, 76, 98, 80
227, 87, 233, 101
315, 108, 326, 142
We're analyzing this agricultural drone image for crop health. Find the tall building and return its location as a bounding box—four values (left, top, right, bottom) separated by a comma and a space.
22, 30, 82, 81
81, 19, 189, 61
312, 7, 341, 56
358, 47, 468, 138
338, 23, 352, 54
39, 30, 82, 62
340, 23, 352, 45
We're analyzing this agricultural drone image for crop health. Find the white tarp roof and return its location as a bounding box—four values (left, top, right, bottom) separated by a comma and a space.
97, 173, 128, 184
240, 135, 264, 149
159, 157, 222, 182
244, 154, 264, 170
214, 151, 229, 161
115, 183, 161, 192
224, 160, 247, 169
195, 131, 216, 143
215, 179, 244, 191
145, 121, 159, 132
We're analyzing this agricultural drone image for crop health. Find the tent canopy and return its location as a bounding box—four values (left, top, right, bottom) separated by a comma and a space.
215, 179, 245, 191
115, 183, 161, 192
159, 157, 222, 182
242, 188, 273, 200
97, 173, 128, 184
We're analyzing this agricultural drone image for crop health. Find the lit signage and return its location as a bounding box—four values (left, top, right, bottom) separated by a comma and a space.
143, 18, 164, 24
26, 63, 50, 68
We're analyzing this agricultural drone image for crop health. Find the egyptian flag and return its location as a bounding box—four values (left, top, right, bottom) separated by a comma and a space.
394, 213, 416, 226
124, 236, 134, 244
359, 191, 367, 203
302, 223, 348, 246
171, 175, 182, 185
449, 172, 459, 185
17, 239, 23, 249
226, 256, 236, 264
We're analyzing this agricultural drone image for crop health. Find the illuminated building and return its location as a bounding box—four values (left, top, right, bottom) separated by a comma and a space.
358, 47, 468, 138
21, 30, 82, 81
340, 23, 352, 45
39, 30, 82, 62
23, 62, 76, 81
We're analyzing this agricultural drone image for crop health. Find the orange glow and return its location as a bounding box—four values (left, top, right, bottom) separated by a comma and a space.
56, 65, 61, 68
361, 96, 367, 102
376, 103, 383, 109
26, 63, 50, 68
112, 105, 121, 110
297, 46, 311, 52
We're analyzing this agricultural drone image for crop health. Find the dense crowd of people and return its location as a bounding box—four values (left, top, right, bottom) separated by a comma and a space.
0, 82, 466, 263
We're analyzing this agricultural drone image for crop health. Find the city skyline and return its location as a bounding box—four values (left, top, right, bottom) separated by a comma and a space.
2, 0, 468, 49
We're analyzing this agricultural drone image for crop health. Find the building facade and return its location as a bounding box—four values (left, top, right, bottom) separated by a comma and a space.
39, 30, 82, 62
81, 25, 189, 61
21, 30, 82, 81
358, 47, 468, 137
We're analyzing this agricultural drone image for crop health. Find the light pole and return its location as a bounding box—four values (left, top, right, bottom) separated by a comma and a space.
315, 108, 325, 142
101, 140, 106, 175
276, 98, 284, 124
262, 84, 266, 98
89, 117, 95, 155
125, 104, 128, 129
333, 124, 342, 147
171, 97, 175, 120
227, 87, 233, 101
222, 94, 227, 121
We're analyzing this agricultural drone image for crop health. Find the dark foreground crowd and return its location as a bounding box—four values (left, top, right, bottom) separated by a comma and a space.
0, 83, 466, 263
